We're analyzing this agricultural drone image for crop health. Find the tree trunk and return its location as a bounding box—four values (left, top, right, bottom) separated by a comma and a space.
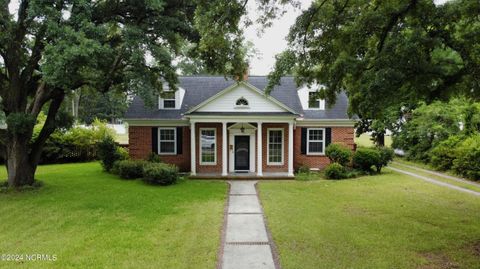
375, 133, 385, 147
6, 136, 37, 187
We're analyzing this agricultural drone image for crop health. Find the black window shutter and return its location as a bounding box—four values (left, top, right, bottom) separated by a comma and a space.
176, 127, 183, 154
301, 128, 307, 154
325, 128, 332, 147
152, 127, 158, 153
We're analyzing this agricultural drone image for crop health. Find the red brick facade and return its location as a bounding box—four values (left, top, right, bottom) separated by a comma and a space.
293, 126, 355, 170
129, 124, 355, 173
262, 123, 289, 172
129, 126, 191, 172
195, 123, 223, 174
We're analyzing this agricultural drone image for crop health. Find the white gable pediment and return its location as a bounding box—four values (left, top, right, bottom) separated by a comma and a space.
193, 82, 290, 113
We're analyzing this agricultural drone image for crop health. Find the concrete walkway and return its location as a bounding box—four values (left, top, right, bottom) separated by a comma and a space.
387, 166, 480, 196
219, 181, 279, 269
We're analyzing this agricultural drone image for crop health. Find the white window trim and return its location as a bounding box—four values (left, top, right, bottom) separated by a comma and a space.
199, 128, 217, 165
158, 127, 177, 155
234, 97, 250, 109
267, 128, 284, 165
159, 89, 176, 110
307, 91, 325, 110
306, 128, 326, 155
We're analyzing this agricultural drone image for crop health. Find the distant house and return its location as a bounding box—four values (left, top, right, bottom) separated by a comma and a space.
124, 76, 355, 178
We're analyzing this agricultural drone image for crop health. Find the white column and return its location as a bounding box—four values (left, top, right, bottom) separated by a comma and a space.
190, 121, 196, 176
288, 121, 294, 177
222, 122, 228, 176
257, 122, 263, 177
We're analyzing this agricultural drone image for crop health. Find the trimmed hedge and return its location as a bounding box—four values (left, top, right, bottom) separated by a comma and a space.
352, 148, 381, 172
113, 160, 147, 179
325, 143, 352, 166
376, 147, 394, 172
324, 163, 347, 179
142, 163, 179, 186
97, 136, 127, 171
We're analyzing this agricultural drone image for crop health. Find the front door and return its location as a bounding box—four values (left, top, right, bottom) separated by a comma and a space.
234, 136, 250, 171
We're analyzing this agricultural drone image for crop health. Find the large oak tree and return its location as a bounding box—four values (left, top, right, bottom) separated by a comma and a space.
0, 0, 288, 187
267, 0, 480, 145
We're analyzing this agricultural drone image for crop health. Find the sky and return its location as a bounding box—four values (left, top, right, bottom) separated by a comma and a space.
245, 0, 451, 75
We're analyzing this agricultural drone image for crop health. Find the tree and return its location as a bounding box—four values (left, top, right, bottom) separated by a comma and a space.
0, 0, 280, 187
75, 89, 128, 124
267, 0, 480, 145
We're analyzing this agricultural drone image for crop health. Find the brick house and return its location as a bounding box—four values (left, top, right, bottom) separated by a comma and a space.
124, 76, 355, 178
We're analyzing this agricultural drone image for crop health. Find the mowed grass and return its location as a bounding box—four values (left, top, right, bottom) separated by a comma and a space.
355, 133, 392, 147
0, 162, 226, 269
388, 162, 480, 193
259, 170, 480, 269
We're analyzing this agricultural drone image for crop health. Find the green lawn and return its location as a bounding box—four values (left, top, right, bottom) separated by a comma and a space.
0, 162, 226, 269
259, 170, 480, 269
355, 133, 392, 147
389, 162, 480, 193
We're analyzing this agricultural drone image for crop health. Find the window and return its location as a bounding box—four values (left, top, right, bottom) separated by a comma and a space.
268, 129, 283, 165
163, 91, 176, 108
158, 128, 176, 154
307, 128, 325, 155
200, 128, 216, 164
308, 92, 320, 108
235, 97, 249, 107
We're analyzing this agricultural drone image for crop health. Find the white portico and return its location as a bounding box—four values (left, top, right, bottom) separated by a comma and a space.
185, 81, 297, 178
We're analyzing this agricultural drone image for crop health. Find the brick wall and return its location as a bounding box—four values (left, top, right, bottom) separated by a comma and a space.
129, 124, 355, 173
129, 126, 152, 160
195, 123, 223, 173
128, 126, 191, 172
262, 123, 289, 172
293, 126, 355, 170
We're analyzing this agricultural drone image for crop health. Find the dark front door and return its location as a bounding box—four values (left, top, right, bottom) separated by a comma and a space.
234, 136, 250, 171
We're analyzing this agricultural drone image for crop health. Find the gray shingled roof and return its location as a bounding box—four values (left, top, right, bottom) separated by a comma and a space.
124, 76, 351, 120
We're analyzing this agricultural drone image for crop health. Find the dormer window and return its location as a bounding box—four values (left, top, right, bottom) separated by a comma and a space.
235, 97, 249, 107
162, 91, 176, 109
308, 92, 325, 110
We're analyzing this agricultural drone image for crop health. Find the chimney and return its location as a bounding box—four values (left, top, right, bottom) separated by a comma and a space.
242, 67, 249, 81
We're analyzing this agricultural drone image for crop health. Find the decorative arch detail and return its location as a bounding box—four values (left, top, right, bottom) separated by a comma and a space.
235, 97, 249, 106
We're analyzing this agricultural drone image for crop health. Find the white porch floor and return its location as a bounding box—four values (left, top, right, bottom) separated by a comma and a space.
190, 172, 293, 179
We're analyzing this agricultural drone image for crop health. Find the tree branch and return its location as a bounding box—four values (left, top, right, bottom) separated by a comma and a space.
26, 82, 52, 117
29, 89, 65, 165
21, 25, 47, 86
377, 0, 417, 53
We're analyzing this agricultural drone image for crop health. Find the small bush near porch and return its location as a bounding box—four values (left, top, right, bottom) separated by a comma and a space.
0, 162, 226, 269
259, 170, 480, 269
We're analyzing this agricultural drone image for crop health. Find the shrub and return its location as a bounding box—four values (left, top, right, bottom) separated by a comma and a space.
376, 147, 394, 172
452, 135, 480, 180
297, 165, 311, 174
142, 163, 179, 185
325, 143, 352, 166
147, 152, 162, 163
113, 160, 146, 179
97, 136, 126, 171
324, 163, 347, 179
352, 148, 381, 173
430, 135, 462, 171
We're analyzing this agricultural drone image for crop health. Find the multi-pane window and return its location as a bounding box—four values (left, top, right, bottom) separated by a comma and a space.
308, 92, 320, 108
200, 129, 216, 164
268, 129, 283, 164
235, 97, 249, 106
163, 91, 176, 108
307, 128, 325, 154
159, 128, 176, 154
